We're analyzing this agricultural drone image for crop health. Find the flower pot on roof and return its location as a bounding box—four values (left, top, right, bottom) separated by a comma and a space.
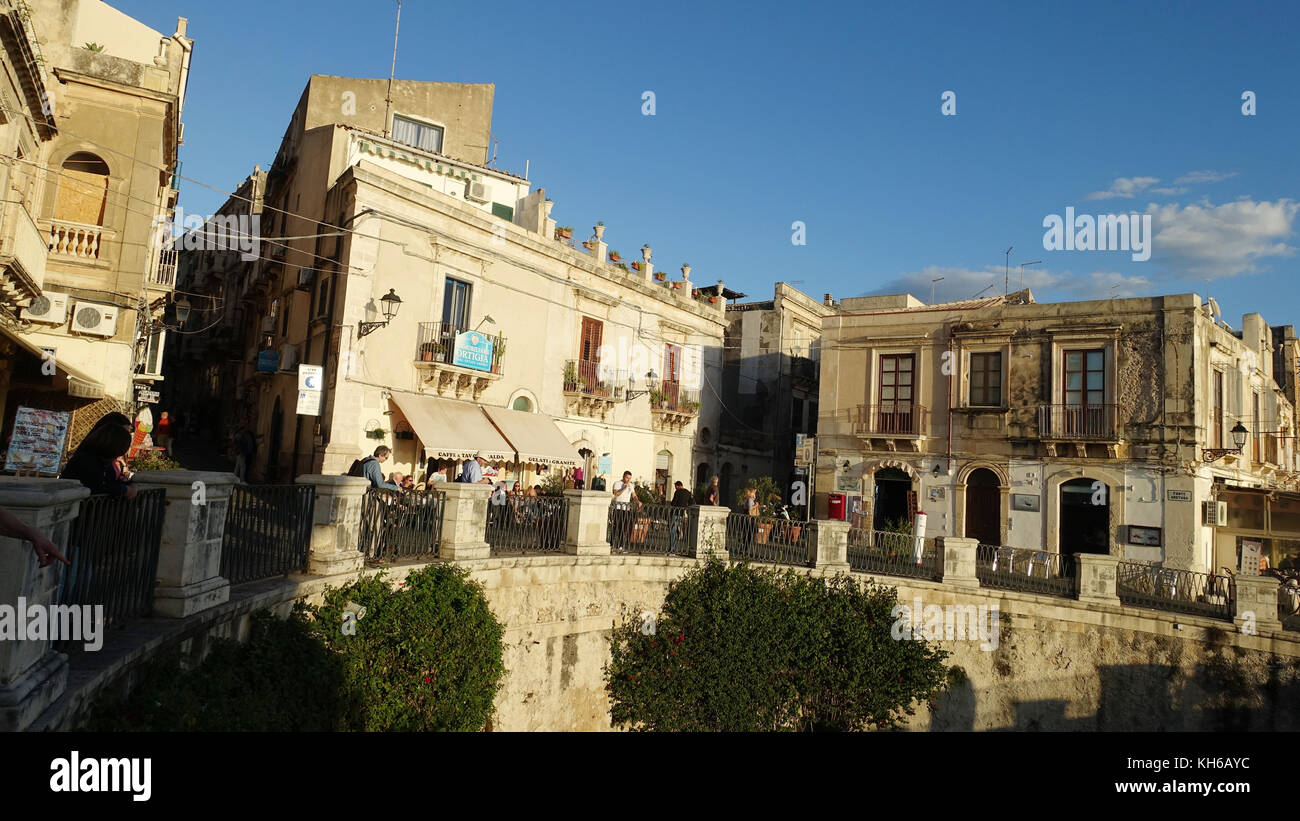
609, 250, 622, 263
631, 261, 642, 272
582, 240, 595, 251
556, 226, 573, 239
653, 271, 666, 282
671, 281, 682, 290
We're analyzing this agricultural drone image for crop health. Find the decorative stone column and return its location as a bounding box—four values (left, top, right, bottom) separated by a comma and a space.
811, 519, 850, 574
691, 505, 730, 561
1075, 552, 1121, 605
590, 223, 607, 263
937, 536, 979, 588
135, 470, 235, 618
563, 490, 611, 556
0, 478, 87, 732
297, 475, 368, 576
439, 483, 491, 561
540, 198, 554, 239
1235, 574, 1282, 633
680, 263, 691, 293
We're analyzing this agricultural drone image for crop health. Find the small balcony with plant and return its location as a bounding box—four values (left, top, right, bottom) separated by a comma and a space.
414, 320, 506, 401
650, 380, 701, 432
563, 359, 625, 420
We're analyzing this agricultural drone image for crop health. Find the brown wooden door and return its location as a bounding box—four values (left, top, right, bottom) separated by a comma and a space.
579, 317, 603, 389
964, 468, 1001, 546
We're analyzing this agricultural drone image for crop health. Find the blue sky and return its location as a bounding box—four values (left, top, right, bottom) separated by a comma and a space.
117, 0, 1299, 327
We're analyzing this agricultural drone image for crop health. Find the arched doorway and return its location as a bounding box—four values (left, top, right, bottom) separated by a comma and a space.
1060, 477, 1109, 556
964, 468, 1001, 546
266, 397, 283, 482
873, 467, 912, 530
696, 462, 709, 491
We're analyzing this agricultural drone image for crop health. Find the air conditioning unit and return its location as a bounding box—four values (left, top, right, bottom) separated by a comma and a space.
261, 315, 277, 333
464, 180, 490, 203
22, 291, 70, 325
69, 302, 118, 337
278, 342, 297, 372
297, 267, 316, 290
1203, 500, 1228, 527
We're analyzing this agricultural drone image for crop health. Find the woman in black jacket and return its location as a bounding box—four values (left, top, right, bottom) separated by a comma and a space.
61, 419, 137, 499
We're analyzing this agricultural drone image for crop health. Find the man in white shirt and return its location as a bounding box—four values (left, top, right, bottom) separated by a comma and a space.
611, 471, 635, 543
611, 471, 634, 503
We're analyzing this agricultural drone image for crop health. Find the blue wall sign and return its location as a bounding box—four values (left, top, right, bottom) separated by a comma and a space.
256, 349, 279, 372
453, 331, 494, 372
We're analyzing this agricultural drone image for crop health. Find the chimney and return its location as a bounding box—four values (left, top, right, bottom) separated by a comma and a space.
823, 293, 834, 307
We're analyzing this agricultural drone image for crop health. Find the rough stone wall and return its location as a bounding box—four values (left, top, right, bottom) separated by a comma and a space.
1117, 322, 1164, 427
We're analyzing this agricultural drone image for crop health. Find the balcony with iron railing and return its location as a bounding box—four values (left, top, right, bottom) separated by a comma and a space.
413, 321, 505, 400
149, 245, 178, 288
1036, 404, 1118, 440
562, 359, 626, 421
853, 402, 928, 437
649, 379, 701, 433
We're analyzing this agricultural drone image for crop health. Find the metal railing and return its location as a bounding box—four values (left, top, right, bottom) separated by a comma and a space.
847, 529, 942, 581
608, 502, 693, 555
150, 244, 178, 287
650, 380, 701, 414
415, 321, 505, 374
220, 484, 315, 584
486, 494, 568, 555
56, 489, 166, 651
1037, 403, 1118, 440
853, 402, 927, 436
358, 488, 445, 562
1115, 561, 1234, 621
976, 544, 1079, 598
563, 359, 627, 398
724, 513, 812, 567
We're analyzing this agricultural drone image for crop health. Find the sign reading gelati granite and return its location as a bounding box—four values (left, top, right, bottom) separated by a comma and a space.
256, 348, 279, 373
453, 331, 494, 372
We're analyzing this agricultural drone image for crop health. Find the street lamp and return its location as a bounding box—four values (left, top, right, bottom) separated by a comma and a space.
1204, 422, 1249, 462
174, 295, 191, 327
358, 288, 402, 338
624, 370, 659, 401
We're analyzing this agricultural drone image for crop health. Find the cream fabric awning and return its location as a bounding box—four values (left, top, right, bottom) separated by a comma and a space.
392, 395, 514, 463
1, 326, 105, 398
481, 406, 580, 468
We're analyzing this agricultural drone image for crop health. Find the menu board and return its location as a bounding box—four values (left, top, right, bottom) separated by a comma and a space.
4, 406, 71, 476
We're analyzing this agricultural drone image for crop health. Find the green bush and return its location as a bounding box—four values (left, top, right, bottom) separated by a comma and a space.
735, 476, 783, 516
82, 606, 348, 731
128, 449, 181, 472
311, 564, 506, 731
605, 559, 951, 731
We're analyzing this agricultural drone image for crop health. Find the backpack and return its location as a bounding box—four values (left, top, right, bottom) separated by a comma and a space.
346, 457, 373, 478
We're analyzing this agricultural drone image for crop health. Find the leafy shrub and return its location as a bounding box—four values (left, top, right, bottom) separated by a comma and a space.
735, 476, 783, 516
605, 559, 951, 731
539, 471, 567, 496
128, 449, 180, 472
633, 480, 658, 506
310, 564, 506, 731
81, 606, 348, 731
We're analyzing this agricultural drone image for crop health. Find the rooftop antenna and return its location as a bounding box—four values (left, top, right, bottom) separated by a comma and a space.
1018, 260, 1042, 290
1003, 246, 1013, 296
972, 282, 996, 299
382, 0, 402, 139
930, 276, 944, 304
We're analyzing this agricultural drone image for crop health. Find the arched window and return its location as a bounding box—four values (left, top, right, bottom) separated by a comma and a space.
512, 396, 532, 412
54, 152, 110, 226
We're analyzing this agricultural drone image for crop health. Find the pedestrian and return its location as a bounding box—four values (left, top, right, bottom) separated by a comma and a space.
706, 475, 720, 507
743, 486, 760, 516
233, 425, 257, 481
459, 452, 493, 484
611, 470, 635, 541
354, 446, 398, 490
61, 418, 137, 500
572, 463, 584, 490
671, 481, 693, 508
154, 411, 173, 455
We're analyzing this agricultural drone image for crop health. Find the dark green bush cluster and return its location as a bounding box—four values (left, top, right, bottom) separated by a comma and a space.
82, 564, 505, 732
312, 563, 506, 731
605, 558, 951, 731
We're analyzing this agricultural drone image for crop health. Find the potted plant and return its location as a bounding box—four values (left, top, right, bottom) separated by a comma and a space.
582, 240, 596, 251
563, 361, 579, 388
709, 295, 720, 304
653, 271, 666, 282
608, 249, 622, 263
556, 226, 573, 239
419, 341, 442, 361
631, 261, 642, 272
671, 281, 682, 290
649, 388, 668, 408
367, 427, 387, 439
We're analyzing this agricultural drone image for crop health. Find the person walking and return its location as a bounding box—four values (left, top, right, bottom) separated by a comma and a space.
706, 475, 720, 507
611, 471, 635, 542
154, 411, 173, 455
233, 425, 257, 481
670, 480, 693, 550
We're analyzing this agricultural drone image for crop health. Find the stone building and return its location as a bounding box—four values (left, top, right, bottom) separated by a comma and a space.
714, 282, 831, 507
814, 289, 1300, 573
169, 75, 726, 489
0, 0, 191, 453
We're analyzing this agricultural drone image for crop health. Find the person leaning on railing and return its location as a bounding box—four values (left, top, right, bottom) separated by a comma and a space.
61, 414, 138, 501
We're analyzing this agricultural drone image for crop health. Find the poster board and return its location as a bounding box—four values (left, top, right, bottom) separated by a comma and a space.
4, 406, 71, 476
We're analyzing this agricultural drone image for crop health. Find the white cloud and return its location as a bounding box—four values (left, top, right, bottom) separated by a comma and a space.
1147, 198, 1298, 276
1084, 176, 1160, 201
1173, 170, 1237, 186
861, 265, 1154, 304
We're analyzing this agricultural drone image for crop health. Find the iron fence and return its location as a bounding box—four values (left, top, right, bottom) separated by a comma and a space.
608, 502, 693, 555
724, 514, 812, 567
486, 494, 568, 555
221, 484, 315, 584
1037, 403, 1118, 439
358, 488, 445, 562
57, 489, 167, 652
1115, 561, 1234, 621
976, 544, 1079, 598
847, 529, 942, 581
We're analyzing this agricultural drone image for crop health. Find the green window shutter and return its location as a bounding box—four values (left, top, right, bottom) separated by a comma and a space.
491, 202, 514, 221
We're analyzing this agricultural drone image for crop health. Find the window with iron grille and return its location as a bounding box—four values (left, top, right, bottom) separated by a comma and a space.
969, 351, 1002, 406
